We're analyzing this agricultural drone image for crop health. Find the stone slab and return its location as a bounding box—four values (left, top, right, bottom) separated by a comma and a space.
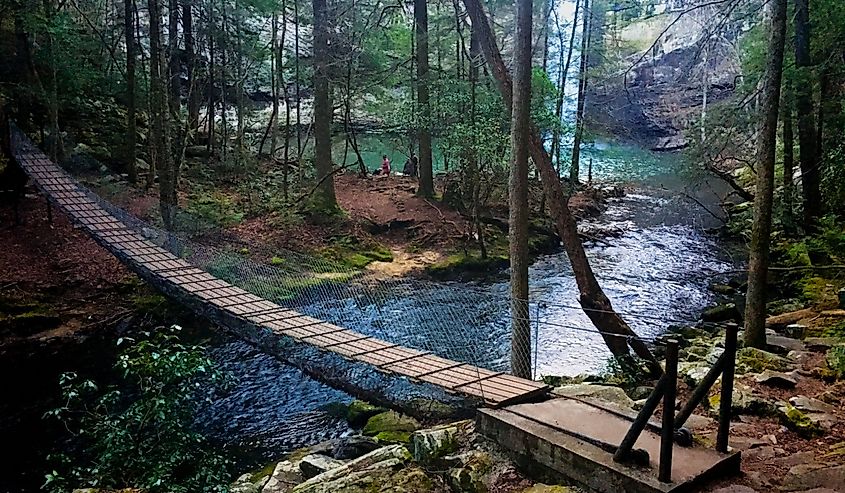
477, 398, 741, 493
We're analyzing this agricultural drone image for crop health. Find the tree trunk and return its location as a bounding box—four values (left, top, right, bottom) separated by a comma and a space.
168, 0, 180, 115
793, 0, 821, 224
264, 12, 280, 158
184, 0, 199, 136
311, 0, 338, 209
744, 0, 787, 349
469, 26, 486, 258
207, 1, 216, 157
570, 0, 590, 187
295, 0, 303, 185
510, 0, 532, 379
282, 0, 291, 200
149, 0, 176, 229
416, 0, 434, 197
782, 82, 795, 229
124, 0, 138, 182
462, 0, 658, 368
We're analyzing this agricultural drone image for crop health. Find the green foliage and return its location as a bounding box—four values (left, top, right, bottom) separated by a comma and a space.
827, 345, 845, 379
43, 326, 232, 493
186, 190, 245, 228
319, 236, 393, 270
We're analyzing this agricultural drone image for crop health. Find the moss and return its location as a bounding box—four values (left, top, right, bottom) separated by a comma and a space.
826, 345, 845, 379
406, 398, 460, 420
270, 256, 285, 266
425, 254, 509, 279
375, 431, 412, 444
320, 401, 351, 420
799, 276, 838, 305
249, 461, 278, 483
131, 293, 168, 313
736, 347, 790, 373
318, 238, 394, 270
779, 405, 824, 438
242, 273, 354, 303
362, 411, 420, 437
347, 400, 386, 427
0, 310, 62, 336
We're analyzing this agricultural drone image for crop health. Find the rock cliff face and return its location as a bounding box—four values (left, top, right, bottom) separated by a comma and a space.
587, 9, 742, 151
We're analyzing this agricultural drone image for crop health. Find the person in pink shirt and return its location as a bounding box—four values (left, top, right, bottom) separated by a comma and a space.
381, 155, 391, 176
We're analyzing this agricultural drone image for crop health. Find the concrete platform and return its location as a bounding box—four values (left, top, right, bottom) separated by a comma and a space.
477, 397, 741, 493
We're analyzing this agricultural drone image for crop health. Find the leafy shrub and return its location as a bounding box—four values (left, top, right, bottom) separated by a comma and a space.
827, 346, 845, 380
43, 326, 232, 493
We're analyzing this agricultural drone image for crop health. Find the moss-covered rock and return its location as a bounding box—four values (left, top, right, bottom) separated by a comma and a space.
736, 347, 790, 373
362, 411, 420, 437
446, 451, 492, 493
701, 303, 740, 322
346, 400, 386, 427
410, 422, 471, 462
375, 431, 412, 444
778, 405, 824, 438
708, 384, 777, 417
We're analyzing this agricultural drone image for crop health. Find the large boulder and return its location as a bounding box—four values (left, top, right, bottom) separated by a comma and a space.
362, 411, 420, 437
736, 347, 790, 373
552, 384, 635, 410
299, 454, 346, 479
709, 384, 777, 417
410, 421, 471, 463
262, 460, 303, 493
291, 445, 413, 493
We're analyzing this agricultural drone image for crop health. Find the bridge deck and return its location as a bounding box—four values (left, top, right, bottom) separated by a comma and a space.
12, 136, 549, 408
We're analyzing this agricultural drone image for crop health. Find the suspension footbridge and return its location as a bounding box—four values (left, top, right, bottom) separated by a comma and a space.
9, 126, 741, 492
10, 128, 549, 408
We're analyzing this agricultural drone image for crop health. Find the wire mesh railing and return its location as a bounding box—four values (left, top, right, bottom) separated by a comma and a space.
10, 123, 714, 385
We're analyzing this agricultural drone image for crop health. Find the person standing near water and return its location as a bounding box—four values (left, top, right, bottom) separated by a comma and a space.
381, 154, 391, 176
402, 153, 418, 177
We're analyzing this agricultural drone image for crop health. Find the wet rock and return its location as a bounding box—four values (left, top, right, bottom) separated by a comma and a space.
299, 454, 346, 479
411, 421, 469, 462
332, 436, 380, 460
362, 411, 420, 437
781, 464, 845, 491
552, 384, 635, 410
702, 303, 740, 322
778, 405, 825, 438
346, 400, 386, 427
754, 370, 798, 388
736, 347, 790, 373
262, 460, 302, 493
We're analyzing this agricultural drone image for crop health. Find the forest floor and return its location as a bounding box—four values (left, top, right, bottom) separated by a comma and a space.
86, 167, 607, 279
